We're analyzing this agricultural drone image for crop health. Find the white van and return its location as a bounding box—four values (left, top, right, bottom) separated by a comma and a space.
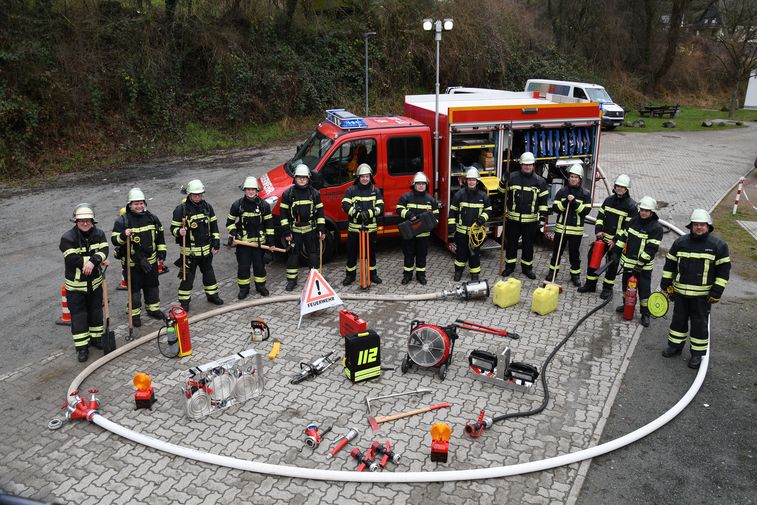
524, 79, 625, 129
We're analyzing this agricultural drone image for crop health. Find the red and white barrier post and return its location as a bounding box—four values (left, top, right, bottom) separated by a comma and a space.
732, 177, 744, 215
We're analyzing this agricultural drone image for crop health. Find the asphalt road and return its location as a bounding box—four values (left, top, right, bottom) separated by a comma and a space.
577, 294, 757, 505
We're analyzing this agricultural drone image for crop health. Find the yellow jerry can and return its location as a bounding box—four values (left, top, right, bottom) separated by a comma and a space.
493, 278, 521, 308
531, 283, 560, 315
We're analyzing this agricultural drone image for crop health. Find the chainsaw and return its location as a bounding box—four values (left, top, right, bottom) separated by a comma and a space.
290, 350, 339, 384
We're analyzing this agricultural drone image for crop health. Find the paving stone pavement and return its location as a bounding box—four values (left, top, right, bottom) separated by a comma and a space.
1, 126, 755, 504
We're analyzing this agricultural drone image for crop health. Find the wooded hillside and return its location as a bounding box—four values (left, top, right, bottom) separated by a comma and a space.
1, 0, 755, 179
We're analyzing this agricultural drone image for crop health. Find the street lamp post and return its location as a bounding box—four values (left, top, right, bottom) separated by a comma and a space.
363, 32, 376, 116
423, 18, 453, 194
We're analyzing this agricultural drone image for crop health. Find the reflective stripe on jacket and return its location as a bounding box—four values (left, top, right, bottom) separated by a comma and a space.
661, 231, 730, 298
60, 226, 109, 292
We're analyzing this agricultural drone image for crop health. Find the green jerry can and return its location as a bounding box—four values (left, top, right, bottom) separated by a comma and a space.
531, 283, 559, 315
343, 329, 381, 383
493, 278, 521, 308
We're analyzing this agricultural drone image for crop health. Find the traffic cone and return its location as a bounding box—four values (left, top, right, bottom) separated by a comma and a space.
55, 284, 71, 326
117, 273, 127, 291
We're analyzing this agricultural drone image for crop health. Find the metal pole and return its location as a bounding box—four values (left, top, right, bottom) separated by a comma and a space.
434, 21, 441, 195
364, 32, 376, 116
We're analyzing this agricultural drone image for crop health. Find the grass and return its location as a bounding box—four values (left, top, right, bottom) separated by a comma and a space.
711, 168, 757, 283
173, 118, 316, 155
616, 106, 757, 133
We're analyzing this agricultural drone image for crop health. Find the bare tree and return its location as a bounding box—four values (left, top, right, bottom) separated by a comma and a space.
651, 0, 694, 91
712, 0, 757, 117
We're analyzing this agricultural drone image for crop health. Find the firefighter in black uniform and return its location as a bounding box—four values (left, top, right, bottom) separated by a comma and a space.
226, 176, 274, 298
578, 174, 637, 299
547, 163, 591, 286
59, 204, 109, 362
171, 179, 223, 311
396, 172, 439, 285
280, 164, 326, 291
449, 167, 492, 282
342, 163, 385, 286
609, 196, 663, 327
112, 188, 167, 327
499, 151, 548, 279
660, 209, 730, 369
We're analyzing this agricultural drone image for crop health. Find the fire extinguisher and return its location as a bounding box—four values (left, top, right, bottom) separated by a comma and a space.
168, 306, 192, 357
624, 274, 638, 321
589, 239, 606, 270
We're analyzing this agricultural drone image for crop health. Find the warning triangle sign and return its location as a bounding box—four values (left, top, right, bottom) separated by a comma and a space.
298, 268, 342, 328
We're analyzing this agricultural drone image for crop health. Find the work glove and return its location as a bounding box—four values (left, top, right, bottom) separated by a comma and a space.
405, 210, 416, 221
476, 216, 486, 226
212, 239, 221, 250
361, 210, 371, 223
158, 251, 166, 261
708, 296, 720, 304
263, 250, 273, 264
227, 236, 235, 247
354, 211, 364, 224
632, 264, 643, 274
665, 285, 675, 300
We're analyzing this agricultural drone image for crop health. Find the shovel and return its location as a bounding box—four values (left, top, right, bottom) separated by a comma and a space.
126, 235, 134, 341
101, 270, 117, 355
543, 199, 572, 293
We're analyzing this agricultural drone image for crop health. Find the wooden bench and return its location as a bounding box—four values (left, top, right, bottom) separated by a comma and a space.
638, 104, 680, 118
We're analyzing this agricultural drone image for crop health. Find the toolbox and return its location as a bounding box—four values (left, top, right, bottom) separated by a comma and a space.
343, 329, 381, 383
339, 309, 367, 337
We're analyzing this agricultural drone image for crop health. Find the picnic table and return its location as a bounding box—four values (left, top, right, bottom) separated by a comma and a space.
638, 104, 680, 118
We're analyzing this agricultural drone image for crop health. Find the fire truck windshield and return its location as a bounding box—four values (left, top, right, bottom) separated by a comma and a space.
285, 130, 334, 175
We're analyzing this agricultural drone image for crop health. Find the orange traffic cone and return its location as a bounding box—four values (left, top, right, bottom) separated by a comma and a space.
55, 284, 71, 326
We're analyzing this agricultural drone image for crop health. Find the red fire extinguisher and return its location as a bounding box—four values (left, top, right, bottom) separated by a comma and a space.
624, 274, 638, 321
589, 239, 606, 270
168, 306, 192, 357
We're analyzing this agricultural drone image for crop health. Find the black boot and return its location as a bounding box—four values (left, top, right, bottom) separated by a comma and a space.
132, 315, 142, 327
662, 345, 683, 358
342, 273, 355, 286
77, 347, 89, 363
577, 281, 596, 293
640, 313, 650, 327
688, 354, 703, 369
401, 272, 413, 285
501, 267, 515, 277
522, 268, 536, 280
416, 272, 427, 285
599, 285, 613, 300
285, 279, 298, 291
238, 286, 250, 300
180, 301, 190, 312
615, 304, 625, 313
206, 294, 224, 305
470, 273, 479, 282
453, 270, 463, 282
146, 309, 164, 320
370, 272, 383, 284
256, 285, 269, 297
570, 274, 582, 287
89, 337, 103, 350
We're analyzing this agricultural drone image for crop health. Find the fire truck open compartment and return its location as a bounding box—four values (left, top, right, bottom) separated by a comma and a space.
404, 92, 602, 242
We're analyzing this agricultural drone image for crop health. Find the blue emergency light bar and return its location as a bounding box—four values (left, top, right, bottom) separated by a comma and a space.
326, 109, 367, 129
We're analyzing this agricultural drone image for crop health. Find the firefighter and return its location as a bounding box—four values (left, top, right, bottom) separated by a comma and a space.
280, 164, 326, 291
226, 176, 274, 298
112, 188, 167, 327
342, 163, 385, 286
170, 179, 223, 311
578, 174, 637, 299
396, 172, 439, 285
449, 167, 492, 282
547, 163, 591, 286
610, 196, 662, 327
499, 151, 549, 279
660, 209, 730, 369
59, 204, 109, 362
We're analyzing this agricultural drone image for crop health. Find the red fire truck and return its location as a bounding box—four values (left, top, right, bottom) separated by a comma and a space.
258, 90, 602, 260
